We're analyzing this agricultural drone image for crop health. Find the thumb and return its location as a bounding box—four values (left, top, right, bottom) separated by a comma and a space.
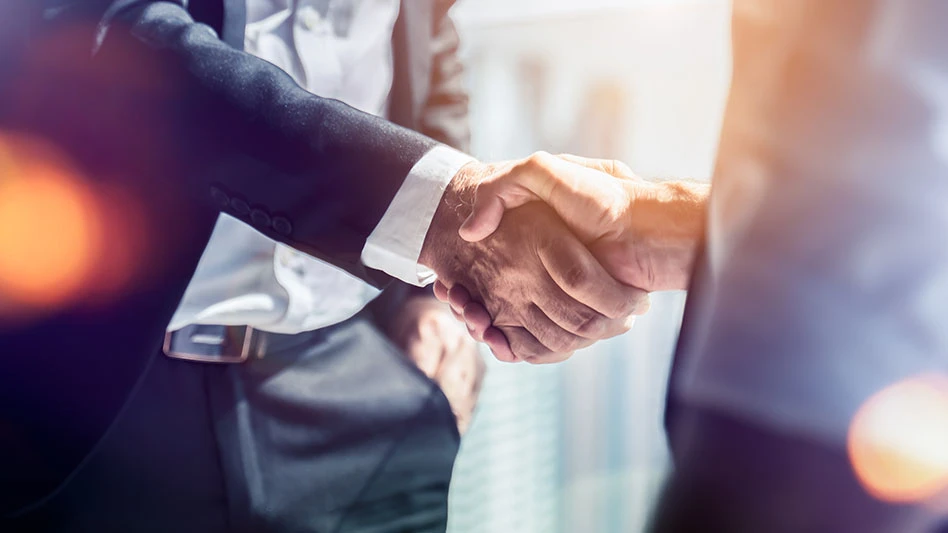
459, 185, 509, 242
459, 179, 540, 242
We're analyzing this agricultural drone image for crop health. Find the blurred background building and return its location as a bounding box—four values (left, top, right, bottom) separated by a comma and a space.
445, 1, 731, 531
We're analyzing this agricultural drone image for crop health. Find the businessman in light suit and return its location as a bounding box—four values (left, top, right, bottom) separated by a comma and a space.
446, 1, 948, 531
653, 1, 948, 530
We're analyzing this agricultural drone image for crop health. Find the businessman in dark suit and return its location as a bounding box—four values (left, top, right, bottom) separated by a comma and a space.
155, 0, 483, 529
0, 0, 649, 531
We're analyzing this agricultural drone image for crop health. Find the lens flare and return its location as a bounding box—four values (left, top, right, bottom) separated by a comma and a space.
0, 153, 102, 308
848, 375, 948, 504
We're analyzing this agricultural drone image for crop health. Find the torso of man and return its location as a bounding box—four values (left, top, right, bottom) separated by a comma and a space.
169, 0, 401, 334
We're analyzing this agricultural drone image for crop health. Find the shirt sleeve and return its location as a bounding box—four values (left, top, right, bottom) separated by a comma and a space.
361, 145, 476, 286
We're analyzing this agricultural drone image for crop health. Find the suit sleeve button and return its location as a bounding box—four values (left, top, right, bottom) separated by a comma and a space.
271, 216, 292, 237
210, 187, 230, 208
250, 208, 271, 228
230, 197, 251, 215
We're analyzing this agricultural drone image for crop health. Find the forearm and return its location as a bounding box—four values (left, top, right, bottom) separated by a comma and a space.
627, 179, 709, 257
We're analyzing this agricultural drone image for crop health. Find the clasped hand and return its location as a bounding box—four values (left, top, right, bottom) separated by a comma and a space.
419, 152, 709, 363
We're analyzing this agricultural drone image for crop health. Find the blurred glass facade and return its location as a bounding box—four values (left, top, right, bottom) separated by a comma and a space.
446, 2, 731, 531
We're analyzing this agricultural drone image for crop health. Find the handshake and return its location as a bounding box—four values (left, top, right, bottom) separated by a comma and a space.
418, 152, 710, 363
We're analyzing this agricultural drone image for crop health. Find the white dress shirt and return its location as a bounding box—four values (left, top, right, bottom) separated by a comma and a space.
167, 0, 472, 334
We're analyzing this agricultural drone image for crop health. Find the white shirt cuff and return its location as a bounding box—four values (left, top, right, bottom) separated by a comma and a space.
361, 145, 476, 286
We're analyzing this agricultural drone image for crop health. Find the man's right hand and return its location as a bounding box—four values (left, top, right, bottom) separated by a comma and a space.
419, 160, 649, 363
459, 152, 710, 293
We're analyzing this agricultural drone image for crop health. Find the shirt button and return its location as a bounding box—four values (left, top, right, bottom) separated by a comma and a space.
272, 216, 293, 237
210, 186, 229, 208
250, 208, 271, 228
298, 6, 321, 31
230, 197, 250, 216
278, 248, 292, 267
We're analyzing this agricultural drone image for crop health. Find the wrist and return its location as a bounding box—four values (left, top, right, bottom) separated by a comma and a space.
598, 179, 709, 291
418, 161, 482, 272
627, 180, 708, 248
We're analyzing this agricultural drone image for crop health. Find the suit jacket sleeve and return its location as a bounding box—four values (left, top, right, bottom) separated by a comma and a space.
0, 1, 447, 511
40, 0, 442, 285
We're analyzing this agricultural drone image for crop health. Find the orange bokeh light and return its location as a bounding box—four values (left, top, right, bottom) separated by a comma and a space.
848, 375, 948, 504
0, 135, 104, 310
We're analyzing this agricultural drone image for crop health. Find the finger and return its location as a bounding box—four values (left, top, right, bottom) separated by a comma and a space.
483, 326, 516, 362
442, 301, 470, 328
433, 328, 478, 395
462, 300, 491, 342
534, 287, 637, 340
556, 154, 635, 179
445, 346, 484, 424
405, 334, 445, 378
537, 232, 648, 320
470, 350, 487, 397
531, 277, 621, 339
499, 326, 574, 365
520, 302, 595, 354
433, 280, 450, 302
459, 189, 511, 243
446, 284, 472, 315
628, 291, 651, 316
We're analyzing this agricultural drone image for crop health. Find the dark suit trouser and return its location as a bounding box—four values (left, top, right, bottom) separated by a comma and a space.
6, 316, 459, 533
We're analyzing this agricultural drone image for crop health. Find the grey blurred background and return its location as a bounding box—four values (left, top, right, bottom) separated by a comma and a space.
445, 1, 731, 531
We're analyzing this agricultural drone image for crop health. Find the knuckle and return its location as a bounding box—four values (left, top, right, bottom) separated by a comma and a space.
528, 150, 553, 166
504, 328, 542, 360
612, 289, 649, 318
605, 299, 631, 320
542, 303, 594, 337
536, 351, 575, 365
562, 264, 591, 291
612, 160, 633, 177
604, 316, 634, 337
523, 151, 556, 178
527, 304, 583, 352
517, 348, 544, 364
518, 340, 552, 363
533, 231, 555, 256
574, 312, 606, 337
629, 293, 651, 315
544, 331, 576, 354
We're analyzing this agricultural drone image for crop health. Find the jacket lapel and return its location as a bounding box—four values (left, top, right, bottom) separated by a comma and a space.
188, 0, 244, 49
221, 0, 246, 49
389, 0, 432, 129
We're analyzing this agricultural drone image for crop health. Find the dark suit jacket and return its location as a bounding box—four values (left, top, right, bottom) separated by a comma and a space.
0, 0, 467, 516
654, 1, 948, 531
